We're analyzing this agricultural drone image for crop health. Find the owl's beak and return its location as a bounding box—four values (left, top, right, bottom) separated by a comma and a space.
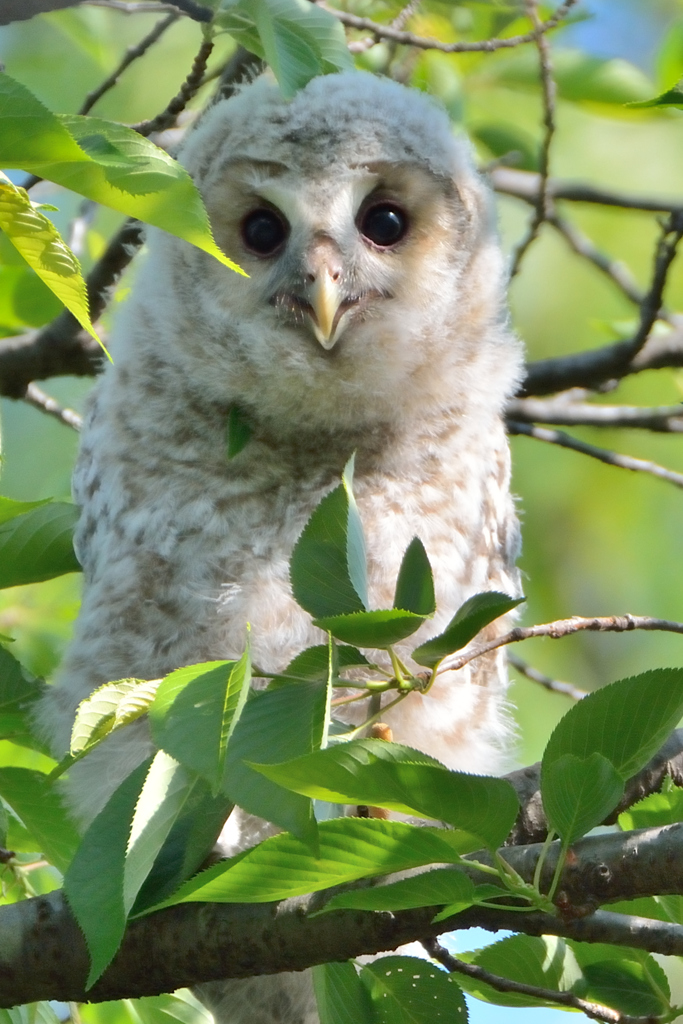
307, 269, 343, 350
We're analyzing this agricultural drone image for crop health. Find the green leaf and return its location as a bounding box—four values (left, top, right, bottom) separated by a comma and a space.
628, 78, 683, 108
0, 496, 50, 526
250, 739, 519, 849
313, 962, 375, 1024
216, 0, 353, 99
458, 935, 580, 1008
0, 171, 102, 349
542, 668, 683, 783
123, 991, 214, 1024
317, 866, 476, 916
542, 752, 624, 844
0, 74, 243, 275
224, 678, 329, 846
0, 645, 46, 750
152, 819, 464, 907
123, 752, 199, 915
150, 652, 251, 792
132, 781, 233, 913
361, 955, 468, 1024
290, 456, 368, 618
0, 502, 80, 589
268, 643, 370, 685
225, 405, 253, 460
618, 779, 683, 831
64, 759, 151, 987
313, 609, 426, 648
71, 678, 159, 755
581, 959, 670, 1016
393, 537, 436, 616
412, 592, 523, 668
0, 767, 79, 871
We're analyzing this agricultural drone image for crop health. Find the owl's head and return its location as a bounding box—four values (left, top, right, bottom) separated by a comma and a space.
140, 72, 520, 436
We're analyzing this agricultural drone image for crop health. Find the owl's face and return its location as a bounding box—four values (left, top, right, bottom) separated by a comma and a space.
152, 73, 511, 435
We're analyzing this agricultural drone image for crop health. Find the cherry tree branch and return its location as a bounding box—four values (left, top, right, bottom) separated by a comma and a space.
315, 0, 579, 54
507, 398, 683, 432
440, 614, 683, 676
423, 938, 650, 1024
507, 651, 587, 700
509, 0, 556, 277
507, 420, 683, 488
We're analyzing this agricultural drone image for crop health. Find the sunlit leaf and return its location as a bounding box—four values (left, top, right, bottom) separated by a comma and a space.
313, 608, 425, 648
0, 766, 78, 871
542, 752, 624, 844
0, 172, 101, 348
250, 739, 519, 849
313, 962, 375, 1024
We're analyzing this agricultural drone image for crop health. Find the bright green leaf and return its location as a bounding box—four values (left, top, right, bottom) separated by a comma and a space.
0, 171, 102, 349
542, 752, 624, 844
412, 592, 523, 668
618, 779, 683, 831
70, 678, 158, 756
0, 496, 50, 526
0, 74, 244, 275
0, 502, 80, 589
250, 739, 519, 849
150, 652, 251, 792
628, 78, 683, 108
582, 959, 670, 1017
458, 935, 580, 1008
313, 609, 426, 648
542, 668, 683, 782
152, 818, 464, 907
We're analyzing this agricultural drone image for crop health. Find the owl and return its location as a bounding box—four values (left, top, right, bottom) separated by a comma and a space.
37, 71, 522, 1024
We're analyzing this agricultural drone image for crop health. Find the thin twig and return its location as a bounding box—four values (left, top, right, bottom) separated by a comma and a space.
507, 652, 586, 700
625, 212, 683, 361
24, 384, 82, 431
79, 12, 179, 115
423, 938, 654, 1024
507, 398, 683, 432
84, 0, 212, 18
316, 0, 578, 54
548, 212, 645, 307
439, 613, 683, 674
508, 419, 683, 488
509, 0, 557, 277
130, 34, 214, 136
490, 166, 683, 214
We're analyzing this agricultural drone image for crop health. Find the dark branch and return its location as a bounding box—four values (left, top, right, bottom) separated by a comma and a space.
508, 420, 683, 489
490, 166, 683, 214
80, 13, 180, 115
131, 35, 214, 136
5, 823, 683, 1005
507, 397, 683, 432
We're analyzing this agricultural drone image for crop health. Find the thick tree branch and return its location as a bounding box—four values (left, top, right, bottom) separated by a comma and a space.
4, 824, 683, 1005
505, 728, 683, 846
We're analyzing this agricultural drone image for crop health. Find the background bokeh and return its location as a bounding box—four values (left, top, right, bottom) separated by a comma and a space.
1, 1, 683, 1020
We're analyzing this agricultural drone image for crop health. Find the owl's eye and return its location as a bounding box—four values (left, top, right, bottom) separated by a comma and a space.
359, 204, 408, 248
241, 209, 288, 255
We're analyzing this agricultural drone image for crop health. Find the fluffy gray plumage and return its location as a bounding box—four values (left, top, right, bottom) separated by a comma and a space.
38, 71, 523, 1024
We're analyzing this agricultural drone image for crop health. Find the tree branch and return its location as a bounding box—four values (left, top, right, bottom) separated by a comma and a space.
507, 651, 587, 700
505, 729, 683, 846
507, 398, 683, 432
423, 938, 648, 1024
130, 35, 214, 136
5, 823, 683, 1005
315, 0, 578, 54
440, 614, 683, 676
490, 166, 683, 214
507, 420, 683, 489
